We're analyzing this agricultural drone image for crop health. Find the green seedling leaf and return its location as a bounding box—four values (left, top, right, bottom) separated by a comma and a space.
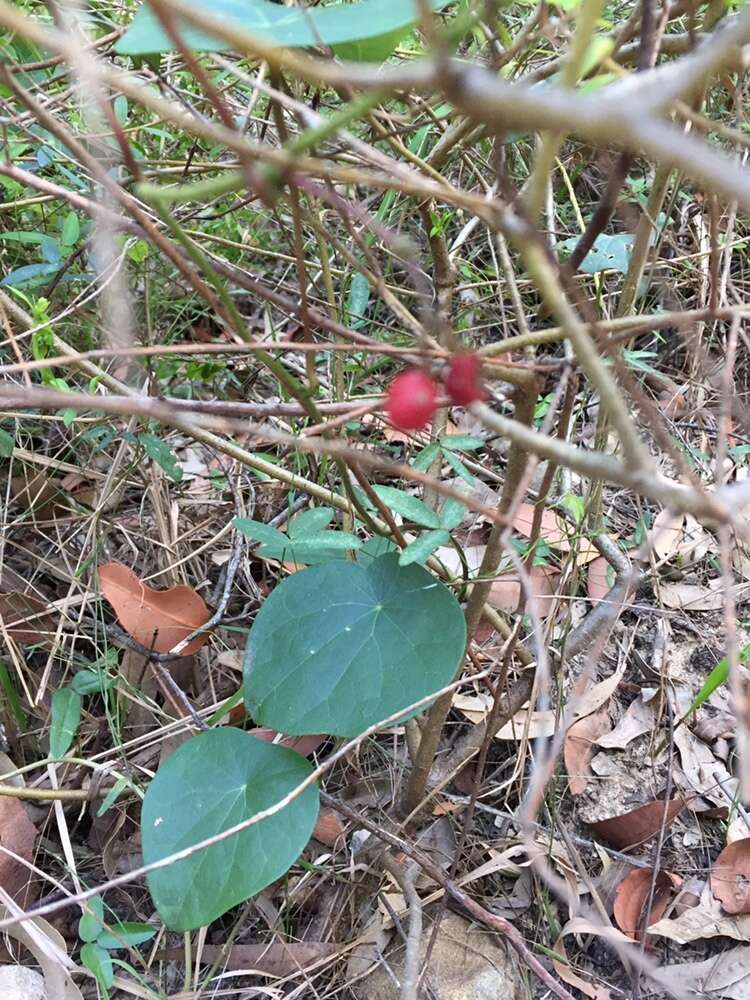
79, 897, 105, 943
71, 668, 114, 696
289, 508, 335, 536
558, 232, 634, 275
442, 448, 475, 485
1, 262, 60, 289
283, 531, 362, 552
244, 553, 466, 736
680, 642, 750, 724
49, 687, 81, 759
97, 776, 130, 818
411, 442, 441, 472
439, 497, 466, 531
371, 486, 441, 529
440, 434, 484, 451
138, 434, 183, 482
235, 516, 360, 565
81, 942, 113, 989
398, 529, 450, 566
97, 923, 156, 950
116, 0, 450, 61
142, 729, 318, 931
561, 493, 585, 525
61, 212, 80, 247
0, 427, 13, 457
347, 272, 371, 328
234, 518, 290, 549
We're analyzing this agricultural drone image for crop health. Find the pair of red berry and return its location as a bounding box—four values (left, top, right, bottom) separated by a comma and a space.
386, 353, 486, 431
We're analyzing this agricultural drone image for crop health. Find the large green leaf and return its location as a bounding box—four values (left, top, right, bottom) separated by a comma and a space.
142, 729, 318, 931
244, 553, 466, 736
116, 0, 450, 59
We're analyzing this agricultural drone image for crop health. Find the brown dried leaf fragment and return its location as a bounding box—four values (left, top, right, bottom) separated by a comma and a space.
712, 838, 750, 914
565, 707, 611, 795
588, 798, 684, 851
99, 562, 210, 654
613, 868, 681, 942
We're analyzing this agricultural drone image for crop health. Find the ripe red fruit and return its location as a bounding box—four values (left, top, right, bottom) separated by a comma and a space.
445, 352, 486, 406
386, 369, 438, 431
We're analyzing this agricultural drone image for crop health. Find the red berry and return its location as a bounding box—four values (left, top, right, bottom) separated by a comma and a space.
386, 369, 438, 431
445, 352, 486, 406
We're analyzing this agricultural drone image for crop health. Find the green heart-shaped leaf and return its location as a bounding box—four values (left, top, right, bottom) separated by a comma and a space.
244, 553, 466, 736
142, 730, 319, 931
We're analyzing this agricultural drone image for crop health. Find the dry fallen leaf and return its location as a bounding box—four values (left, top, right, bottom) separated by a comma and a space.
650, 509, 685, 561
657, 944, 750, 999
488, 564, 559, 616
312, 808, 346, 848
712, 839, 750, 914
249, 728, 326, 758
649, 881, 750, 943
587, 556, 612, 603
99, 562, 210, 654
596, 695, 656, 750
0, 591, 56, 646
565, 707, 611, 795
649, 509, 711, 565
158, 941, 338, 976
588, 798, 684, 851
0, 797, 37, 907
660, 578, 724, 611
613, 868, 682, 942
512, 503, 569, 549
553, 921, 613, 1000
0, 903, 83, 999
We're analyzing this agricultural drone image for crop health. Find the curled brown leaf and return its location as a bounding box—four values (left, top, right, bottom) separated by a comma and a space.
613, 868, 682, 942
588, 798, 684, 852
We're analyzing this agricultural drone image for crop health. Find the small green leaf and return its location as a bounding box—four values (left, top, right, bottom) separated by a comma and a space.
244, 554, 466, 736
97, 922, 156, 951
81, 942, 113, 989
561, 494, 585, 525
558, 232, 633, 275
142, 730, 319, 930
371, 486, 441, 529
233, 518, 289, 548
282, 531, 362, 552
680, 642, 750, 724
138, 434, 183, 481
49, 687, 81, 759
347, 273, 371, 328
440, 434, 484, 451
439, 497, 466, 531
442, 448, 475, 485
97, 776, 129, 818
72, 668, 114, 696
61, 212, 80, 247
113, 95, 129, 124
127, 239, 150, 264
398, 529, 450, 566
79, 897, 105, 943
411, 442, 441, 472
0, 427, 13, 457
288, 508, 335, 536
